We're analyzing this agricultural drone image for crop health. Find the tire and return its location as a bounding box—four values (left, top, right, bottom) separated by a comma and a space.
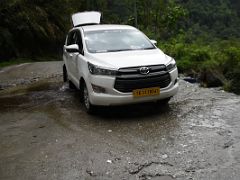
157, 97, 171, 105
63, 65, 76, 89
82, 82, 95, 114
68, 80, 76, 89
63, 65, 67, 82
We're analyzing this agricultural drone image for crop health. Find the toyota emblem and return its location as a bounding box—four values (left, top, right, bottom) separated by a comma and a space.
139, 67, 150, 75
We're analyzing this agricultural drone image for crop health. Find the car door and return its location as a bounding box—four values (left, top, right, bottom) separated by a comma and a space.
72, 30, 84, 81
64, 30, 79, 83
63, 30, 75, 80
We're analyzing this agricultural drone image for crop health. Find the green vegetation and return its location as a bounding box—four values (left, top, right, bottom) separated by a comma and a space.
0, 56, 59, 68
160, 39, 240, 94
0, 58, 34, 68
0, 0, 240, 94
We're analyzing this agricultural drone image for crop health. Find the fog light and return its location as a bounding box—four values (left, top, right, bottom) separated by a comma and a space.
91, 84, 106, 93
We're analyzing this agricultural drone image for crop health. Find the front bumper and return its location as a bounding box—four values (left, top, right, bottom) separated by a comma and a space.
86, 68, 179, 106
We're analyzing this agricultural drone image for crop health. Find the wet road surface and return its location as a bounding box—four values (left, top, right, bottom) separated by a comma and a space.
0, 62, 240, 180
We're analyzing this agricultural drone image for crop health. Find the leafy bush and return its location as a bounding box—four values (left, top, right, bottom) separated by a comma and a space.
160, 38, 240, 93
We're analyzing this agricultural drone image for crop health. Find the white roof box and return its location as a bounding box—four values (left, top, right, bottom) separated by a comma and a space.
72, 11, 101, 27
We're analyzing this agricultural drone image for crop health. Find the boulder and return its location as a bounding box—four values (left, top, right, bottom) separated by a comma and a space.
199, 70, 223, 87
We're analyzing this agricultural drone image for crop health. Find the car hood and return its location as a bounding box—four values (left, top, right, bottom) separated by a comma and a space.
86, 49, 171, 69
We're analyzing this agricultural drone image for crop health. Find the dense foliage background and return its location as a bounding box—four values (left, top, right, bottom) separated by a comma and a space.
0, 0, 240, 93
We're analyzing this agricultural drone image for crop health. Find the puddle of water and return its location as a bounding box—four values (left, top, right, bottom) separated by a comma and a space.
0, 80, 66, 112
0, 80, 62, 95
0, 95, 30, 111
25, 81, 51, 92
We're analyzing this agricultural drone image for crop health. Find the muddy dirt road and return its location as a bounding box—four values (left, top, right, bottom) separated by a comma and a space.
0, 62, 240, 180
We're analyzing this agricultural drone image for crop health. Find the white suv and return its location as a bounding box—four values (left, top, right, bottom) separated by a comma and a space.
63, 12, 178, 113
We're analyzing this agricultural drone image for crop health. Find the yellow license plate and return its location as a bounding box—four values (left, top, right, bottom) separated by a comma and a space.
133, 87, 160, 97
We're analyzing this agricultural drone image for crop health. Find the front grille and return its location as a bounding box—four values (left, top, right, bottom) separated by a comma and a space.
116, 64, 166, 75
114, 65, 171, 93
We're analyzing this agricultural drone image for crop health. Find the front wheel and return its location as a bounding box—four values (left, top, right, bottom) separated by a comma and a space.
83, 82, 95, 114
63, 65, 76, 89
63, 65, 67, 82
156, 97, 171, 105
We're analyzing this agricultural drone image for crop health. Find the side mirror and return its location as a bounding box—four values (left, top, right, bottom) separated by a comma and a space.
150, 39, 157, 45
65, 44, 79, 53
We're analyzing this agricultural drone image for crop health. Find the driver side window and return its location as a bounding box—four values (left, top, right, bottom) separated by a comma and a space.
75, 31, 84, 55
66, 30, 83, 55
67, 31, 76, 46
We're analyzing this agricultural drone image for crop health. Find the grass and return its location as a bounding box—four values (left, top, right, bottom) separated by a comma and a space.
0, 58, 34, 68
0, 56, 61, 68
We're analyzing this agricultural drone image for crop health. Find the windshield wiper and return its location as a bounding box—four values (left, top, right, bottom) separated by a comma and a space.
95, 47, 155, 53
142, 47, 156, 50
107, 49, 135, 52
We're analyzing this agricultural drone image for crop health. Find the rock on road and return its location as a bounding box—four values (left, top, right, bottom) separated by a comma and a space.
0, 61, 240, 180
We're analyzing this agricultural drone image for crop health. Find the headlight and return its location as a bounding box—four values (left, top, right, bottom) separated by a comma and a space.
88, 62, 117, 76
166, 58, 176, 71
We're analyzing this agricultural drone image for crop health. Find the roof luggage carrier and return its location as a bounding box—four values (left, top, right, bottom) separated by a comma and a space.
71, 11, 101, 27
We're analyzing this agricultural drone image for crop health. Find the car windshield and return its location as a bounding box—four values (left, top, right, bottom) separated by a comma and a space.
84, 29, 155, 53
